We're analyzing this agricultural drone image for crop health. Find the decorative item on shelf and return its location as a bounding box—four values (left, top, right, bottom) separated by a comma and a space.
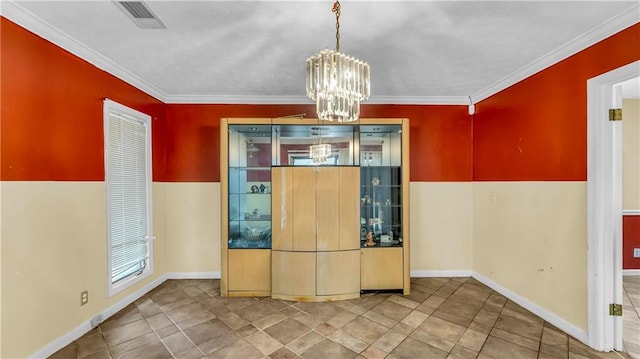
380, 234, 391, 243
243, 227, 261, 241
371, 177, 380, 186
385, 198, 392, 206
246, 140, 260, 158
365, 230, 376, 247
251, 185, 259, 193
305, 0, 370, 122
259, 184, 266, 193
252, 208, 260, 218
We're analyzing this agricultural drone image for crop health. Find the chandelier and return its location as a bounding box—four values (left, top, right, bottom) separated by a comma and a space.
309, 143, 332, 165
306, 1, 370, 123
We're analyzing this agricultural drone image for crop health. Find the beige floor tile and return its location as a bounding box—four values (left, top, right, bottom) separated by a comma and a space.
286, 331, 324, 354
370, 329, 406, 353
457, 328, 488, 352
480, 336, 538, 359
417, 316, 466, 343
390, 337, 448, 359
328, 329, 369, 353
245, 331, 283, 355
301, 338, 357, 359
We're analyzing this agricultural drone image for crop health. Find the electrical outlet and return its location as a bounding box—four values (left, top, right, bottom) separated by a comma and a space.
80, 290, 89, 306
634, 248, 640, 258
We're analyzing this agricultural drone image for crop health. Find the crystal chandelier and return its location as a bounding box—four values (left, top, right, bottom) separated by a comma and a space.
309, 143, 332, 165
306, 1, 370, 123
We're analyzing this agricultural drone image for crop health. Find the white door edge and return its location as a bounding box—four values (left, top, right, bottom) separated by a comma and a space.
587, 60, 640, 351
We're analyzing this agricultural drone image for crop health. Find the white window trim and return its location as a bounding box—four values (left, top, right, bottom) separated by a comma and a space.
104, 99, 154, 297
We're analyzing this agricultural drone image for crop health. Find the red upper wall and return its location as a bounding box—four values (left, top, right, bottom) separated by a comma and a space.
11, 17, 638, 183
164, 104, 472, 182
1, 16, 471, 183
473, 23, 640, 181
0, 18, 166, 181
623, 215, 640, 270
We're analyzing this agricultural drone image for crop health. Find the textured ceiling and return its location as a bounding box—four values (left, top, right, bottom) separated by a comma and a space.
2, 1, 639, 104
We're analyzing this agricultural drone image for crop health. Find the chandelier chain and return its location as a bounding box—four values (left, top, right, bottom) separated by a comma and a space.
332, 1, 341, 52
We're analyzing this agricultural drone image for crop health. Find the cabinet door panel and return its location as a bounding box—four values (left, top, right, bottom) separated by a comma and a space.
316, 168, 340, 250
228, 249, 271, 291
272, 167, 293, 250
317, 250, 360, 295
338, 167, 360, 250
272, 251, 316, 296
361, 247, 403, 290
292, 167, 317, 251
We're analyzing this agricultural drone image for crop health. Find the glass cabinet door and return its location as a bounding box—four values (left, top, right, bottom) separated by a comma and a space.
359, 125, 403, 247
228, 125, 272, 248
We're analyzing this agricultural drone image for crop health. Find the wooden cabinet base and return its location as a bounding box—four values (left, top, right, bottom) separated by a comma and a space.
272, 293, 360, 302
272, 250, 361, 302
227, 290, 271, 298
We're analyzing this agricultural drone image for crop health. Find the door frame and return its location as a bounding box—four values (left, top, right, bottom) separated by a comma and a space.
587, 60, 640, 351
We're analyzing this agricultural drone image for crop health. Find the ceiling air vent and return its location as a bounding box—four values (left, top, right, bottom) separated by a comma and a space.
114, 1, 166, 29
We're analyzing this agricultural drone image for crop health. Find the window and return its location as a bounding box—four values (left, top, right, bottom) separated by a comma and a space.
104, 99, 153, 296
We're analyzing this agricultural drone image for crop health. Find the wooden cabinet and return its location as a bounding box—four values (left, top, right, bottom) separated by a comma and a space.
221, 118, 410, 299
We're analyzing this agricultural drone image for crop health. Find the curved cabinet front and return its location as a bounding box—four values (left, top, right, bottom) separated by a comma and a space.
271, 167, 360, 302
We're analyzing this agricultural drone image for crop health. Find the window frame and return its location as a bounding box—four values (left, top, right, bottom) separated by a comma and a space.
104, 99, 154, 297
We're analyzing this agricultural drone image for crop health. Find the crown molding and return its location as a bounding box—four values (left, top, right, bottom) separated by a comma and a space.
163, 95, 311, 105
367, 96, 469, 105
163, 94, 470, 105
472, 3, 640, 103
1, 1, 168, 102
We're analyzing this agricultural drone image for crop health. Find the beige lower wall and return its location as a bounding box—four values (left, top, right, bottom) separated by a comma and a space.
161, 181, 472, 275
0, 179, 591, 356
473, 181, 588, 331
623, 98, 640, 210
409, 182, 473, 271
0, 182, 167, 359
165, 182, 220, 273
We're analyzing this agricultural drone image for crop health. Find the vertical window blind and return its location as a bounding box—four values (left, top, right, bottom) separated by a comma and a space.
105, 102, 152, 286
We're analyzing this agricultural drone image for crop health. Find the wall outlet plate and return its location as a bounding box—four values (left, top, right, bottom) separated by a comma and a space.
634, 248, 640, 258
81, 290, 89, 306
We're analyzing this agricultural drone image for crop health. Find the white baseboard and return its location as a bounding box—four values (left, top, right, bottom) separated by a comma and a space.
29, 272, 220, 359
411, 270, 473, 278
623, 269, 640, 276
166, 271, 220, 279
472, 272, 589, 345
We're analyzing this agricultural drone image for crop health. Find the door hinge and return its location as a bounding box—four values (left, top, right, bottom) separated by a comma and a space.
609, 108, 622, 121
609, 303, 622, 316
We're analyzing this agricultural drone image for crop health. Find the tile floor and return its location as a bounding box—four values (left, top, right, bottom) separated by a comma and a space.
50, 277, 633, 359
624, 275, 640, 359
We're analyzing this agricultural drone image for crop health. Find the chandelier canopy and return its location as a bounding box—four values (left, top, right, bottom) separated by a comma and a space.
306, 1, 370, 123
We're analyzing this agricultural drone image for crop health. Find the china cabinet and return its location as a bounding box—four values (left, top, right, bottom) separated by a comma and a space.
220, 118, 410, 298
